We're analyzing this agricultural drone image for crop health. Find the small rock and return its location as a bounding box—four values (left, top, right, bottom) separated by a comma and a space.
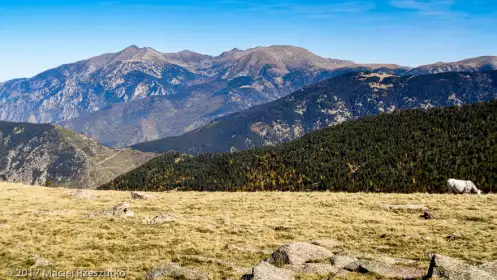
422, 211, 435, 219
426, 254, 495, 280
143, 212, 176, 224
112, 202, 134, 217
311, 239, 343, 250
267, 242, 334, 265
358, 260, 425, 279
249, 261, 294, 280
479, 261, 497, 277
145, 263, 210, 280
31, 255, 52, 268
131, 191, 153, 200
71, 189, 95, 200
446, 232, 463, 241
332, 255, 358, 268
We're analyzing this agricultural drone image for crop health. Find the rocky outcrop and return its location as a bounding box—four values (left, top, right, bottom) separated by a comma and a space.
87, 202, 134, 218
246, 240, 497, 280
267, 242, 333, 265
425, 254, 496, 280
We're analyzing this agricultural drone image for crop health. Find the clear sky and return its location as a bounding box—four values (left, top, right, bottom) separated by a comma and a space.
0, 0, 496, 81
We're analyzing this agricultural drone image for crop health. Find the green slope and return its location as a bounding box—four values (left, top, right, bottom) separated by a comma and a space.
100, 101, 497, 193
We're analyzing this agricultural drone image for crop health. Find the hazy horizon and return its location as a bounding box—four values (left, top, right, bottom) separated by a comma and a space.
0, 0, 496, 81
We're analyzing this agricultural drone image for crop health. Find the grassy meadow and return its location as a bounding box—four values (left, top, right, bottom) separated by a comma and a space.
0, 182, 496, 279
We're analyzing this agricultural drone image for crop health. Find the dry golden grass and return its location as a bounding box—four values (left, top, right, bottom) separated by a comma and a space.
0, 182, 496, 279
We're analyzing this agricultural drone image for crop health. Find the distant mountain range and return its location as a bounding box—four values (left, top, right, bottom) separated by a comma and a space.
2, 44, 494, 147
100, 100, 497, 193
406, 56, 497, 75
0, 121, 154, 188
132, 70, 497, 154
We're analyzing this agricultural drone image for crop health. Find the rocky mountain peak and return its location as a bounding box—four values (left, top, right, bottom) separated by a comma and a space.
123, 44, 141, 52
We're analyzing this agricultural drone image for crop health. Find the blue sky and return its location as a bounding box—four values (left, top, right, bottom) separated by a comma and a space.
0, 0, 496, 81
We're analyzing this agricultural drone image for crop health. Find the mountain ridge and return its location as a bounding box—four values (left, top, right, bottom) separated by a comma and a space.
0, 45, 494, 147
132, 70, 497, 154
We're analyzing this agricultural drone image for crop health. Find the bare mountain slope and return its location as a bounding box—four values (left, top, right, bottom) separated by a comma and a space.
0, 45, 406, 147
0, 121, 155, 188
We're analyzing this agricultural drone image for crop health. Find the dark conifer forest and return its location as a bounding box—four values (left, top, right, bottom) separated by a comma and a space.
100, 101, 497, 193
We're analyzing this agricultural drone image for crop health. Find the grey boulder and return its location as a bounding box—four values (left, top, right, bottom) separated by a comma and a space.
425, 254, 496, 280
267, 242, 333, 265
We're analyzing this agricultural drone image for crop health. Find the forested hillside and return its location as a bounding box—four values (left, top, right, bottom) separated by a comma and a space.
100, 101, 497, 193
132, 71, 497, 154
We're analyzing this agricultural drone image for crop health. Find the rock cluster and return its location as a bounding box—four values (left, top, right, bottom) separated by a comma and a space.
87, 202, 134, 218
242, 240, 497, 280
